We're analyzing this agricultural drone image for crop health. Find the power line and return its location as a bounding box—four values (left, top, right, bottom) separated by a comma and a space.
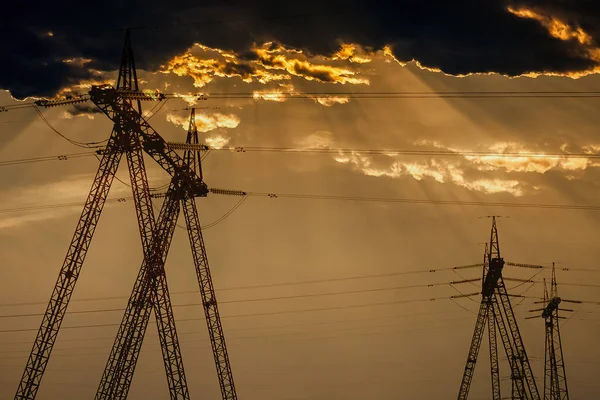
242, 191, 600, 211
0, 280, 478, 318
0, 293, 479, 334
184, 145, 600, 160
6, 90, 600, 111
0, 151, 96, 167
4, 188, 600, 219
33, 106, 106, 149
0, 310, 464, 346
0, 267, 480, 308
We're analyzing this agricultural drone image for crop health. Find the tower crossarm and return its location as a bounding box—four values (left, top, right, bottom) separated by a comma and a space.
14, 131, 125, 400
89, 85, 208, 197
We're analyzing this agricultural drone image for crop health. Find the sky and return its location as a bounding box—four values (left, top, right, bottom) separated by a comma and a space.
1, 1, 600, 399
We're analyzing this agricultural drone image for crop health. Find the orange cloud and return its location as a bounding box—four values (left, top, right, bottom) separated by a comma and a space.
166, 111, 240, 132
332, 44, 373, 64
162, 42, 370, 90
254, 44, 369, 85
313, 96, 349, 107
507, 6, 592, 45
506, 6, 600, 78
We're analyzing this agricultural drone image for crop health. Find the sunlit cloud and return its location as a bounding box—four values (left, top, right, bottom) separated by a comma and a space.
296, 130, 335, 149
205, 135, 230, 149
507, 6, 600, 78
417, 140, 592, 174
332, 44, 373, 64
166, 112, 240, 133
334, 152, 526, 196
161, 44, 291, 88
252, 87, 290, 102
313, 96, 349, 107
507, 6, 592, 45
254, 43, 369, 85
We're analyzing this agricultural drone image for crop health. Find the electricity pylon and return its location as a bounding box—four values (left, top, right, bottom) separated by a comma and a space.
457, 217, 540, 400
15, 31, 237, 400
527, 264, 570, 400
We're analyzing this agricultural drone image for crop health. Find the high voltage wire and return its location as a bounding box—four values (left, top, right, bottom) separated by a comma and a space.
168, 142, 600, 160
0, 151, 96, 167
242, 191, 600, 211
0, 316, 473, 357
0, 311, 455, 346
1, 265, 566, 310
5, 90, 600, 111
3, 190, 600, 218
0, 280, 478, 318
5, 146, 600, 170
0, 294, 479, 334
33, 106, 106, 149
0, 267, 480, 308
207, 92, 600, 100
0, 316, 474, 361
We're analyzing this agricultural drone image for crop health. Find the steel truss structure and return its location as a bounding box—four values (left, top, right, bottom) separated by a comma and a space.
528, 264, 570, 400
457, 217, 540, 400
15, 31, 237, 400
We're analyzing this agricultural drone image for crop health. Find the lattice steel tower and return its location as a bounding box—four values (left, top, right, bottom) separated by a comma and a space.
457, 217, 540, 400
15, 31, 237, 400
541, 264, 569, 400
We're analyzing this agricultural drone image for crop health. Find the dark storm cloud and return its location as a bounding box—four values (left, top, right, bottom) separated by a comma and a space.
2, 0, 600, 98
64, 104, 103, 118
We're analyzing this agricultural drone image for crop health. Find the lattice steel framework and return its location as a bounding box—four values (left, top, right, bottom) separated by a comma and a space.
15, 31, 236, 400
457, 217, 540, 400
542, 265, 569, 400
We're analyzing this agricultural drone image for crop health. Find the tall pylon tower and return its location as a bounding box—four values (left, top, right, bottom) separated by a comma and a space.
528, 264, 570, 400
457, 217, 540, 400
15, 31, 237, 400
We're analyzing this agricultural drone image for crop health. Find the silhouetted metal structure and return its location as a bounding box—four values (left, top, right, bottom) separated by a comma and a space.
527, 264, 570, 400
15, 31, 237, 400
457, 217, 540, 400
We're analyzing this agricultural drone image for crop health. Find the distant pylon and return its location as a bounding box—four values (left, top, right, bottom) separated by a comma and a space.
541, 264, 569, 400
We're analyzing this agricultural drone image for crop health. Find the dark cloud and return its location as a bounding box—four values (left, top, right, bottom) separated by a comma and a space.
64, 104, 103, 118
2, 0, 600, 98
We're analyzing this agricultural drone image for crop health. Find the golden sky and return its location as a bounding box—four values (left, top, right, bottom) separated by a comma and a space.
1, 17, 600, 399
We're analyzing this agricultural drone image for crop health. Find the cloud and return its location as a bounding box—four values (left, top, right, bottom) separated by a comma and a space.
61, 104, 103, 120
161, 42, 368, 91
7, 1, 600, 97
300, 136, 600, 197
312, 96, 349, 107
166, 111, 240, 132
253, 43, 369, 85
334, 151, 526, 196
162, 47, 289, 88
0, 174, 131, 229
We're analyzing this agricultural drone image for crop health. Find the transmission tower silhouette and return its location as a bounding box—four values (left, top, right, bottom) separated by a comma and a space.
14, 31, 237, 400
526, 263, 570, 400
457, 217, 540, 400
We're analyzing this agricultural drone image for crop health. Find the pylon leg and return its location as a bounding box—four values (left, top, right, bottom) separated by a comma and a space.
15, 131, 124, 400
488, 306, 501, 400
101, 142, 189, 399
96, 182, 186, 399
491, 294, 525, 399
496, 278, 540, 399
182, 196, 237, 399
